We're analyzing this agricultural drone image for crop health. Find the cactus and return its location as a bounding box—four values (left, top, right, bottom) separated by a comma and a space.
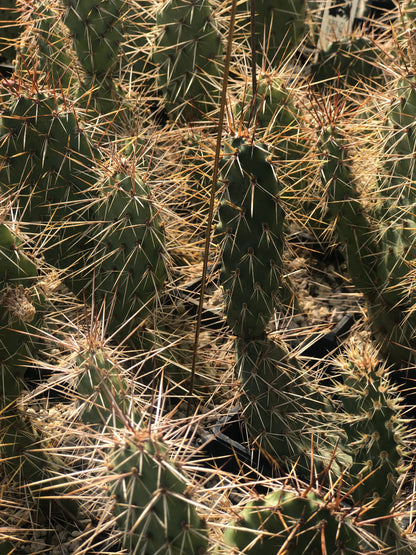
319, 126, 379, 297
153, 0, 223, 121
59, 0, 129, 125
108, 435, 209, 554
89, 170, 168, 339
235, 336, 341, 478
336, 345, 408, 548
217, 139, 343, 479
0, 90, 100, 291
223, 488, 363, 554
0, 223, 40, 401
235, 0, 306, 66
69, 338, 208, 553
217, 138, 284, 339
318, 120, 416, 364
310, 36, 383, 92
74, 346, 133, 430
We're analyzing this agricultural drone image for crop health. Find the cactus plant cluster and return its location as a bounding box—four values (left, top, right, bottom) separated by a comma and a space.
2, 0, 416, 554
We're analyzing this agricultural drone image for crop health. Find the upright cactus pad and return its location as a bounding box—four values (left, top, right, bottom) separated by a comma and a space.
75, 347, 133, 430
337, 346, 407, 524
236, 336, 339, 478
236, 0, 306, 66
217, 138, 283, 339
108, 436, 208, 554
319, 126, 379, 297
89, 171, 168, 338
60, 0, 129, 123
154, 0, 223, 121
61, 0, 123, 77
0, 92, 99, 286
25, 1, 75, 89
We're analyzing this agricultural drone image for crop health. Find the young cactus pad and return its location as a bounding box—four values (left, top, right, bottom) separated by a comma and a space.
337, 347, 406, 522
217, 138, 283, 339
89, 171, 168, 339
0, 92, 100, 289
153, 0, 223, 121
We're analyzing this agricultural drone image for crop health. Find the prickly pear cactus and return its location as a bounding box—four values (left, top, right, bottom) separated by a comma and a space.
90, 171, 168, 338
153, 0, 223, 121
108, 436, 208, 554
318, 123, 416, 364
61, 0, 123, 77
60, 0, 128, 123
0, 90, 100, 290
217, 138, 283, 339
75, 346, 133, 430
337, 346, 407, 546
236, 336, 341, 479
319, 126, 379, 297
236, 0, 306, 66
223, 489, 362, 554
235, 71, 308, 163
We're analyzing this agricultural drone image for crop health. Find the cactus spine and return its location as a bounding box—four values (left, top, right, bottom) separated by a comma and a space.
60, 0, 127, 123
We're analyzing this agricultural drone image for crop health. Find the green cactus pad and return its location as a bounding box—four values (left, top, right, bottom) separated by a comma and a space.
108, 437, 208, 554
153, 0, 223, 121
61, 0, 123, 77
319, 126, 379, 297
236, 336, 342, 478
218, 138, 283, 339
223, 489, 361, 554
89, 172, 168, 338
337, 347, 406, 519
75, 347, 133, 430
0, 92, 100, 290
